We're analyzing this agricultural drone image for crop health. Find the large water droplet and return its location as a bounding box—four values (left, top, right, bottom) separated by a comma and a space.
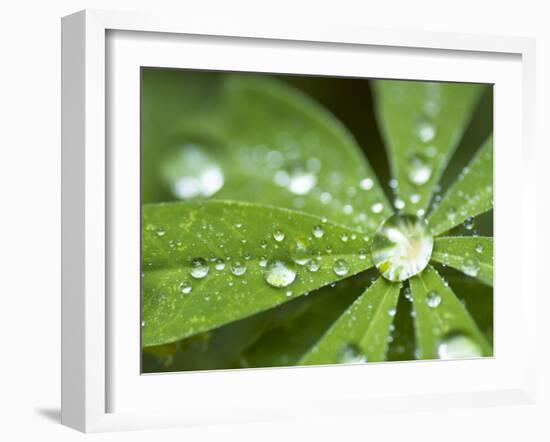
371, 214, 433, 282
230, 260, 247, 276
162, 144, 224, 199
408, 153, 432, 185
264, 259, 297, 288
426, 290, 441, 308
437, 333, 484, 359
333, 259, 349, 276
189, 258, 209, 279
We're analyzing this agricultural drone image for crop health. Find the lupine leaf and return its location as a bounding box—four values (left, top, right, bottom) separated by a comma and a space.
431, 236, 493, 285
142, 200, 375, 346
142, 71, 392, 232
373, 80, 483, 214
299, 277, 401, 365
428, 135, 493, 235
409, 266, 492, 360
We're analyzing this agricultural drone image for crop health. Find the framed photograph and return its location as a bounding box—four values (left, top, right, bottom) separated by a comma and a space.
61, 9, 537, 432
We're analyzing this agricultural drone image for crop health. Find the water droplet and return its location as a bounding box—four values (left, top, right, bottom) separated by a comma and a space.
371, 202, 384, 214
259, 256, 268, 267
394, 198, 405, 210
306, 259, 320, 273
333, 259, 349, 276
387, 307, 397, 317
416, 119, 437, 143
338, 344, 367, 364
409, 193, 420, 204
426, 290, 441, 308
287, 170, 317, 195
343, 204, 353, 215
155, 227, 166, 237
312, 225, 324, 238
358, 248, 368, 260
371, 214, 433, 282
190, 258, 209, 279
446, 207, 457, 221
320, 192, 332, 204
408, 153, 432, 185
264, 259, 297, 288
179, 280, 192, 294
214, 259, 225, 271
475, 243, 483, 254
259, 240, 268, 249
389, 178, 398, 189
273, 229, 285, 242
162, 144, 224, 199
359, 177, 373, 190
461, 257, 480, 277
437, 333, 483, 359
464, 217, 475, 230
230, 261, 247, 276
340, 233, 349, 242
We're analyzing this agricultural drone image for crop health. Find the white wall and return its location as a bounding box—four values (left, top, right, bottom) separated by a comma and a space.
0, 1, 548, 440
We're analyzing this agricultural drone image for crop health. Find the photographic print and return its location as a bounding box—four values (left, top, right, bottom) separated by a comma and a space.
140, 69, 493, 373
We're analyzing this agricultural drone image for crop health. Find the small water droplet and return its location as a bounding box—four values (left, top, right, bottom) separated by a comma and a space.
287, 169, 317, 195
306, 259, 320, 273
214, 259, 225, 271
359, 177, 374, 190
416, 119, 437, 143
312, 225, 324, 238
320, 192, 332, 204
464, 217, 475, 230
340, 233, 349, 242
155, 227, 166, 237
259, 257, 268, 267
273, 229, 285, 242
179, 280, 192, 294
389, 178, 398, 189
259, 240, 268, 249
426, 290, 441, 308
343, 204, 353, 215
190, 258, 209, 279
333, 259, 349, 276
475, 243, 483, 254
338, 344, 367, 364
409, 193, 420, 204
358, 248, 367, 260
408, 153, 432, 185
371, 202, 384, 214
438, 333, 483, 359
394, 198, 405, 210
461, 257, 480, 277
387, 307, 397, 317
230, 260, 247, 276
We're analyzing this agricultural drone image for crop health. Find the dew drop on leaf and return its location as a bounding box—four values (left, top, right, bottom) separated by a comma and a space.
340, 233, 349, 242
461, 257, 480, 277
359, 177, 373, 190
179, 280, 192, 294
408, 153, 432, 185
387, 307, 397, 317
333, 258, 349, 276
437, 333, 483, 359
475, 243, 483, 254
338, 344, 367, 364
264, 259, 297, 288
230, 260, 247, 276
306, 259, 320, 273
190, 258, 209, 279
371, 202, 384, 214
214, 259, 225, 271
273, 229, 285, 242
358, 248, 368, 260
312, 225, 324, 238
371, 214, 433, 282
415, 118, 437, 143
425, 290, 442, 308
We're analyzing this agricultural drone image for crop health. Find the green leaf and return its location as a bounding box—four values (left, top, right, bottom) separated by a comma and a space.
427, 135, 493, 235
142, 71, 392, 232
373, 80, 483, 213
299, 277, 401, 365
431, 236, 493, 286
409, 266, 492, 359
142, 200, 374, 346
241, 273, 369, 367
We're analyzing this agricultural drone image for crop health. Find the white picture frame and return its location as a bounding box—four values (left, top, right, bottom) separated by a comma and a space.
61, 9, 537, 433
